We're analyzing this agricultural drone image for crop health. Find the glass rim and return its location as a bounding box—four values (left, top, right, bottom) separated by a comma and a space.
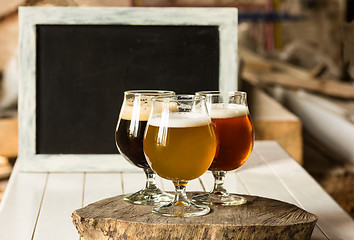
152, 94, 205, 102
196, 91, 247, 97
124, 90, 175, 96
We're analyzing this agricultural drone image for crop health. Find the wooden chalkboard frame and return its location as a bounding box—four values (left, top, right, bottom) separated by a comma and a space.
18, 6, 238, 172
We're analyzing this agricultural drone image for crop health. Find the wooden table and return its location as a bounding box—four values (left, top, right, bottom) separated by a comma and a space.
0, 141, 353, 239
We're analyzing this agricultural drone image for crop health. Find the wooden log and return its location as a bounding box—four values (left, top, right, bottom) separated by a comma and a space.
239, 47, 354, 99
243, 83, 303, 164
0, 117, 18, 158
72, 193, 317, 240
243, 70, 354, 99
74, 0, 132, 6
342, 22, 354, 66
0, 13, 18, 73
0, 156, 12, 180
0, 0, 24, 19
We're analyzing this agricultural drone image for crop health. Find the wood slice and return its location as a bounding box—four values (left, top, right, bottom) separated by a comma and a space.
72, 193, 317, 240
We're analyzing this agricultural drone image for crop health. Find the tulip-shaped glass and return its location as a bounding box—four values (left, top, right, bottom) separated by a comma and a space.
192, 91, 254, 205
115, 90, 174, 205
143, 95, 217, 217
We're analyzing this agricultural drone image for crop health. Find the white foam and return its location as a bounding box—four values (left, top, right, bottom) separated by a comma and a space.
120, 100, 179, 121
148, 112, 211, 128
208, 104, 248, 119
120, 104, 151, 121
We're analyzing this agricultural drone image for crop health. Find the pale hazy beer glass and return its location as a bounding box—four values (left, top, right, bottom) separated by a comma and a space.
143, 95, 216, 217
193, 91, 254, 205
115, 90, 174, 205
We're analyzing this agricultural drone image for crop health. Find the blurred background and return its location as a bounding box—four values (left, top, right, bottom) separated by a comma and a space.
0, 0, 353, 219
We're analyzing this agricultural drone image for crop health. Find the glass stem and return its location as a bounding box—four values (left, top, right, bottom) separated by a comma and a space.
144, 168, 158, 191
212, 171, 229, 196
173, 181, 189, 205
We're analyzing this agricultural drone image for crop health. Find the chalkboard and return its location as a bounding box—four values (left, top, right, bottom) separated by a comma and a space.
36, 24, 219, 154
19, 7, 237, 171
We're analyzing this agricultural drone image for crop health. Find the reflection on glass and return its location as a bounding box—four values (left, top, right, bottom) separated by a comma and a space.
115, 90, 174, 205
192, 91, 254, 206
144, 95, 216, 217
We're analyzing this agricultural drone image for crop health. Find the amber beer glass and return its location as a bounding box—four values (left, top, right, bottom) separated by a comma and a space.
115, 90, 174, 205
143, 95, 216, 217
193, 91, 254, 205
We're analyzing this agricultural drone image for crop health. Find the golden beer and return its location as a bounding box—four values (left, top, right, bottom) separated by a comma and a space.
144, 113, 216, 181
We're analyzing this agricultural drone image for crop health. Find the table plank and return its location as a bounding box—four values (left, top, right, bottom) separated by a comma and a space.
198, 171, 249, 195
84, 173, 123, 206
0, 167, 47, 240
187, 178, 205, 192
255, 141, 354, 240
143, 174, 205, 193
158, 177, 175, 192
1, 141, 352, 240
238, 150, 300, 201
121, 172, 148, 194
238, 145, 327, 239
32, 173, 84, 240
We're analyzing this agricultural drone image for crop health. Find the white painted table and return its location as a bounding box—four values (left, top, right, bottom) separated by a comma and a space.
0, 141, 353, 240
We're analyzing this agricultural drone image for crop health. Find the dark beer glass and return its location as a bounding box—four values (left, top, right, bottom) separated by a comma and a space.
192, 91, 254, 206
116, 90, 174, 205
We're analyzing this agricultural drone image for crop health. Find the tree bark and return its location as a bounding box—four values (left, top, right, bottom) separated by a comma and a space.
72, 193, 317, 240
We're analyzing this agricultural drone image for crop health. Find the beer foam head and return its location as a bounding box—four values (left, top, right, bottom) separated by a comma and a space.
120, 100, 152, 121
120, 100, 178, 121
148, 112, 211, 128
209, 104, 248, 119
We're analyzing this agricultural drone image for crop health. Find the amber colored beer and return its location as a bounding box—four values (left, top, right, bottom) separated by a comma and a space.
209, 104, 254, 171
144, 113, 216, 181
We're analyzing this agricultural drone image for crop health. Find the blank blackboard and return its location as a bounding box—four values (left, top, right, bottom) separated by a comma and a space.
36, 25, 219, 154
19, 7, 237, 171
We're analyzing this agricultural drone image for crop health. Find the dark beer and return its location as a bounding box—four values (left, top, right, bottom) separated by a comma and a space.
115, 90, 174, 169
116, 119, 149, 168
115, 90, 175, 206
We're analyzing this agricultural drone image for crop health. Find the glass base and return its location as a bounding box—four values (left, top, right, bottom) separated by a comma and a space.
192, 192, 247, 206
152, 201, 210, 217
123, 189, 173, 206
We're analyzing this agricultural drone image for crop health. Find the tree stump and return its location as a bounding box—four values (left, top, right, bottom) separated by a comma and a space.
72, 193, 317, 240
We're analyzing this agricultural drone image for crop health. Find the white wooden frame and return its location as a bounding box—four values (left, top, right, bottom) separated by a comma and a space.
18, 6, 238, 172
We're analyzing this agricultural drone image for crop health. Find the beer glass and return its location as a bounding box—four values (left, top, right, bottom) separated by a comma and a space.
192, 91, 254, 205
115, 90, 174, 205
143, 95, 217, 217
